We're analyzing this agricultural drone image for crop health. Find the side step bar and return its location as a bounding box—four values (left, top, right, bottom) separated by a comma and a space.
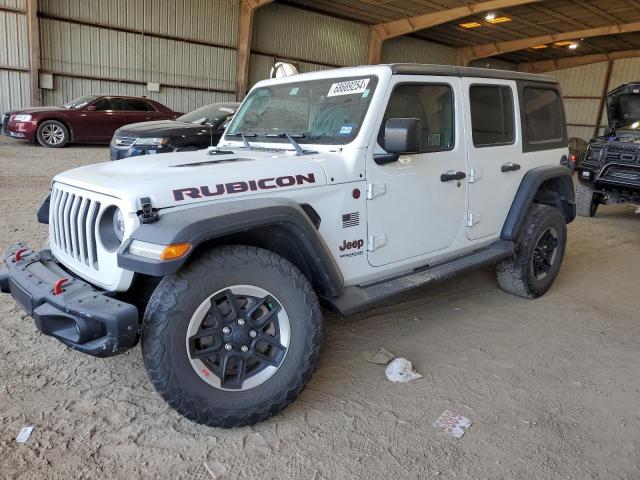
324, 240, 514, 315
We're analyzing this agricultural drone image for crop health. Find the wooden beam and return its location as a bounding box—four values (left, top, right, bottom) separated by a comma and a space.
367, 0, 541, 65
460, 21, 640, 65
26, 0, 40, 106
516, 49, 640, 73
236, 0, 273, 101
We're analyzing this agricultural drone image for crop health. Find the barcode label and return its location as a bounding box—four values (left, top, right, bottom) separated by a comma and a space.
327, 79, 370, 97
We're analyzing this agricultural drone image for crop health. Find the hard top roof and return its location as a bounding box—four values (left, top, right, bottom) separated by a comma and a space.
388, 64, 558, 84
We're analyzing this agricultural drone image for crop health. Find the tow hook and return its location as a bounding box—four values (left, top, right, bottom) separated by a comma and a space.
138, 197, 159, 224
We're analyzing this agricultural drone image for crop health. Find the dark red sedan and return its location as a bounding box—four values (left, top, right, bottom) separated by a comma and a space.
2, 95, 181, 148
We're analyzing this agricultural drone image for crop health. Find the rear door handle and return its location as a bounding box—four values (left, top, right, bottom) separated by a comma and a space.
441, 171, 466, 182
501, 163, 521, 172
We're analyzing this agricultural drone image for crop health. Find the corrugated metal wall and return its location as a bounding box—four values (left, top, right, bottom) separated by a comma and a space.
36, 0, 237, 113
38, 0, 238, 47
0, 0, 25, 9
547, 58, 640, 140
0, 5, 30, 114
381, 37, 458, 66
248, 3, 462, 88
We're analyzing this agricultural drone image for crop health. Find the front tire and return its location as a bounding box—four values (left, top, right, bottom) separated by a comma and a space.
141, 245, 322, 428
575, 182, 600, 217
36, 120, 69, 148
497, 204, 567, 299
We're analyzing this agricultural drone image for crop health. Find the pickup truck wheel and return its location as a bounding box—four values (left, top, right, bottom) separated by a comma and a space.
497, 204, 567, 299
575, 182, 600, 217
36, 120, 69, 148
141, 245, 322, 428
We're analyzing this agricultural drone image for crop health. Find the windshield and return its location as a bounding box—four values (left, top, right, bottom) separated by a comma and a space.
227, 76, 378, 145
63, 95, 99, 109
177, 104, 236, 127
608, 92, 640, 129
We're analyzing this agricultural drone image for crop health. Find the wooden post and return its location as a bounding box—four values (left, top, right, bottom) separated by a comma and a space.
26, 0, 40, 106
236, 0, 273, 101
594, 60, 614, 138
368, 27, 383, 65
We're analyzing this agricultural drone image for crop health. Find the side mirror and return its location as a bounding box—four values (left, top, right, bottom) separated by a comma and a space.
86, 105, 96, 111
375, 118, 422, 165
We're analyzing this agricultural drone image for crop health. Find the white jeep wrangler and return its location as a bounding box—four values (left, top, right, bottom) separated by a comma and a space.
1, 64, 575, 427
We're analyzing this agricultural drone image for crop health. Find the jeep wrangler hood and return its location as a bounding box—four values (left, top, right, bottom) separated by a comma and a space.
53, 149, 328, 210
607, 83, 640, 129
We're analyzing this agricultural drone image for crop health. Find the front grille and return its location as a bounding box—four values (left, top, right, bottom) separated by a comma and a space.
1, 112, 10, 134
50, 185, 101, 270
601, 144, 640, 166
112, 136, 136, 148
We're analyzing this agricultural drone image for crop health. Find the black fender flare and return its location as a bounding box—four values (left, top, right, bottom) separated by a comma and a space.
117, 197, 344, 298
501, 165, 576, 240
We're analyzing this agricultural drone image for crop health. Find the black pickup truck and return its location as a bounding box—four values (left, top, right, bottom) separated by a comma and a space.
576, 83, 640, 217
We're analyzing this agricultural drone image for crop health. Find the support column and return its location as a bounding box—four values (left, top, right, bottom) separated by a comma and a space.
594, 60, 613, 137
26, 0, 40, 106
236, 0, 273, 101
368, 27, 384, 65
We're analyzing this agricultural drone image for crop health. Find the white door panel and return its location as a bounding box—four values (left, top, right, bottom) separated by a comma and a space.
366, 76, 467, 267
462, 79, 524, 240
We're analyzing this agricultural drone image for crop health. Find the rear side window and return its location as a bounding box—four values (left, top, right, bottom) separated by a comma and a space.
522, 88, 563, 143
470, 85, 514, 147
111, 98, 151, 111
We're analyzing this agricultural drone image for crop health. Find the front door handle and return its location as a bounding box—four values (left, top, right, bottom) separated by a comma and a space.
441, 171, 466, 182
501, 162, 521, 172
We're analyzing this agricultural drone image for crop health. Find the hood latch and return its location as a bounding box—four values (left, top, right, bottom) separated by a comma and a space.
138, 197, 159, 224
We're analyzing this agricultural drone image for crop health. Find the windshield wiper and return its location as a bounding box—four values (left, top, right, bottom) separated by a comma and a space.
263, 131, 312, 156
226, 132, 256, 149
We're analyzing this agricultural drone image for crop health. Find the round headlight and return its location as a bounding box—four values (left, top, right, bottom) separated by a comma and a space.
113, 208, 125, 241
98, 206, 126, 252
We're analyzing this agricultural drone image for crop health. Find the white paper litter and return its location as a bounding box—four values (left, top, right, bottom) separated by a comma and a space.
384, 357, 423, 382
433, 410, 472, 438
16, 426, 34, 443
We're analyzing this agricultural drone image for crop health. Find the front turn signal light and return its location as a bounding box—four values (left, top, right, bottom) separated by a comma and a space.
160, 243, 191, 261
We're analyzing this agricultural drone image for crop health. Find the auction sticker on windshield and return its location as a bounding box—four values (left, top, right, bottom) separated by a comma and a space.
327, 79, 370, 97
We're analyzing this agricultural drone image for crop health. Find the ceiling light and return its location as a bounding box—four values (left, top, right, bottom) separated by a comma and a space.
485, 12, 496, 21
487, 16, 511, 24
460, 21, 482, 28
554, 40, 574, 46
532, 45, 548, 49
569, 42, 579, 49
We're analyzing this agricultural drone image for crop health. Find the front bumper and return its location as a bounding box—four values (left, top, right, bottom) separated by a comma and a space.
0, 244, 138, 357
3, 121, 37, 141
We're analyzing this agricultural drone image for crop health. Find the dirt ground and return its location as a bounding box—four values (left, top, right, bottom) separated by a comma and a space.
0, 136, 639, 480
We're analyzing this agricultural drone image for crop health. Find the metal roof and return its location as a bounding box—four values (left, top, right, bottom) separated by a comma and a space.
283, 0, 640, 64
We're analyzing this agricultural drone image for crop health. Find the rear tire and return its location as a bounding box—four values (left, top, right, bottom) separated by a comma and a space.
141, 245, 322, 428
575, 182, 600, 217
36, 120, 69, 148
497, 204, 567, 299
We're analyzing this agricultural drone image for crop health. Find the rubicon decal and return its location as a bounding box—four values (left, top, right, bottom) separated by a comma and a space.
173, 173, 316, 201
339, 238, 364, 258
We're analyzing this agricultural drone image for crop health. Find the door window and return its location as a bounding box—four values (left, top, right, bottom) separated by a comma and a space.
92, 98, 112, 111
379, 84, 454, 152
469, 85, 514, 147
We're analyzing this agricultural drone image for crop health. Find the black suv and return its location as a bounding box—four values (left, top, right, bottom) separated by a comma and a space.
110, 102, 238, 160
576, 83, 640, 217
